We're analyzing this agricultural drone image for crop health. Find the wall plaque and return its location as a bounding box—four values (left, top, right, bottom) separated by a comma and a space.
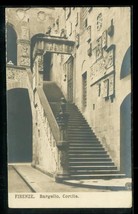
90, 45, 115, 85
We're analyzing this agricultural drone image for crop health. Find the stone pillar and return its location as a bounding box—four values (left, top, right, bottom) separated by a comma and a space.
55, 98, 70, 182
56, 137, 69, 181
17, 39, 30, 68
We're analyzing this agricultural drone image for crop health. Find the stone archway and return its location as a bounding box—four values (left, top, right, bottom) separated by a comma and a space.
7, 88, 32, 163
120, 93, 131, 177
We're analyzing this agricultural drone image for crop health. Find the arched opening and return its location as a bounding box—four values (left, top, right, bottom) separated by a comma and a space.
7, 23, 17, 65
7, 88, 32, 163
120, 46, 131, 79
120, 93, 131, 177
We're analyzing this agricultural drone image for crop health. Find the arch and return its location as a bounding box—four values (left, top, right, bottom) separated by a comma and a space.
7, 88, 32, 163
120, 46, 131, 79
120, 93, 131, 177
7, 81, 28, 91
6, 23, 17, 65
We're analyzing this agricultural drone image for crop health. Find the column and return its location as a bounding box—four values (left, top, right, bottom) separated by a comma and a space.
17, 39, 30, 68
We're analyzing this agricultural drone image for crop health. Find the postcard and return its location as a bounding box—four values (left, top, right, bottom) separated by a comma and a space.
6, 6, 132, 208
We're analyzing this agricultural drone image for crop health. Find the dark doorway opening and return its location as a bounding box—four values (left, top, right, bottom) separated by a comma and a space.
7, 88, 32, 163
7, 24, 17, 65
120, 93, 131, 177
43, 52, 52, 81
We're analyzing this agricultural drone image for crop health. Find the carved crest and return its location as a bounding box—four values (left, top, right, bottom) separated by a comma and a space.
37, 11, 46, 21
16, 9, 25, 20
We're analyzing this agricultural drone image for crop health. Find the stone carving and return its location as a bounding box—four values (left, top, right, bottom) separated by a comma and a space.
37, 11, 46, 21
45, 42, 73, 54
97, 13, 102, 31
21, 45, 30, 57
90, 45, 115, 86
106, 48, 114, 69
20, 57, 30, 66
21, 27, 29, 40
66, 8, 71, 20
16, 9, 25, 20
7, 69, 15, 79
96, 37, 102, 60
7, 67, 27, 84
60, 29, 67, 38
102, 79, 109, 98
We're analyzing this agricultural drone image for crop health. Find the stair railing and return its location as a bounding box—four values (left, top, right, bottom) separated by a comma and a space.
37, 87, 69, 181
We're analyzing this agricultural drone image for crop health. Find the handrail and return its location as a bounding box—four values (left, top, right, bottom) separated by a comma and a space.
37, 87, 60, 143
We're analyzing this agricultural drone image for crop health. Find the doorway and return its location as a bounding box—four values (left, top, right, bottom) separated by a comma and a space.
120, 93, 131, 177
7, 88, 32, 163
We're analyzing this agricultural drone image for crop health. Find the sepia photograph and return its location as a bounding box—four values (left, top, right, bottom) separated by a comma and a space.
6, 6, 132, 208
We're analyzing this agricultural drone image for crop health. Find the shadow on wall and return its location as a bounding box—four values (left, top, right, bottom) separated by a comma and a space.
7, 88, 32, 163
120, 46, 131, 79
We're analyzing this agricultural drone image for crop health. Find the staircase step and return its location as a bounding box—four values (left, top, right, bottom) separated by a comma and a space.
69, 157, 112, 161
68, 127, 92, 130
69, 162, 114, 166
68, 174, 125, 179
68, 129, 93, 132
68, 137, 98, 141
68, 119, 86, 122
68, 123, 88, 126
68, 154, 110, 158
69, 143, 103, 149
68, 140, 99, 143
69, 166, 117, 170
69, 147, 104, 150
69, 170, 119, 175
69, 150, 107, 154
68, 133, 96, 137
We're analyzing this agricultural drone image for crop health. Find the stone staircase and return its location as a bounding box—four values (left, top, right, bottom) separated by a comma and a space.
43, 81, 125, 179
66, 104, 125, 179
